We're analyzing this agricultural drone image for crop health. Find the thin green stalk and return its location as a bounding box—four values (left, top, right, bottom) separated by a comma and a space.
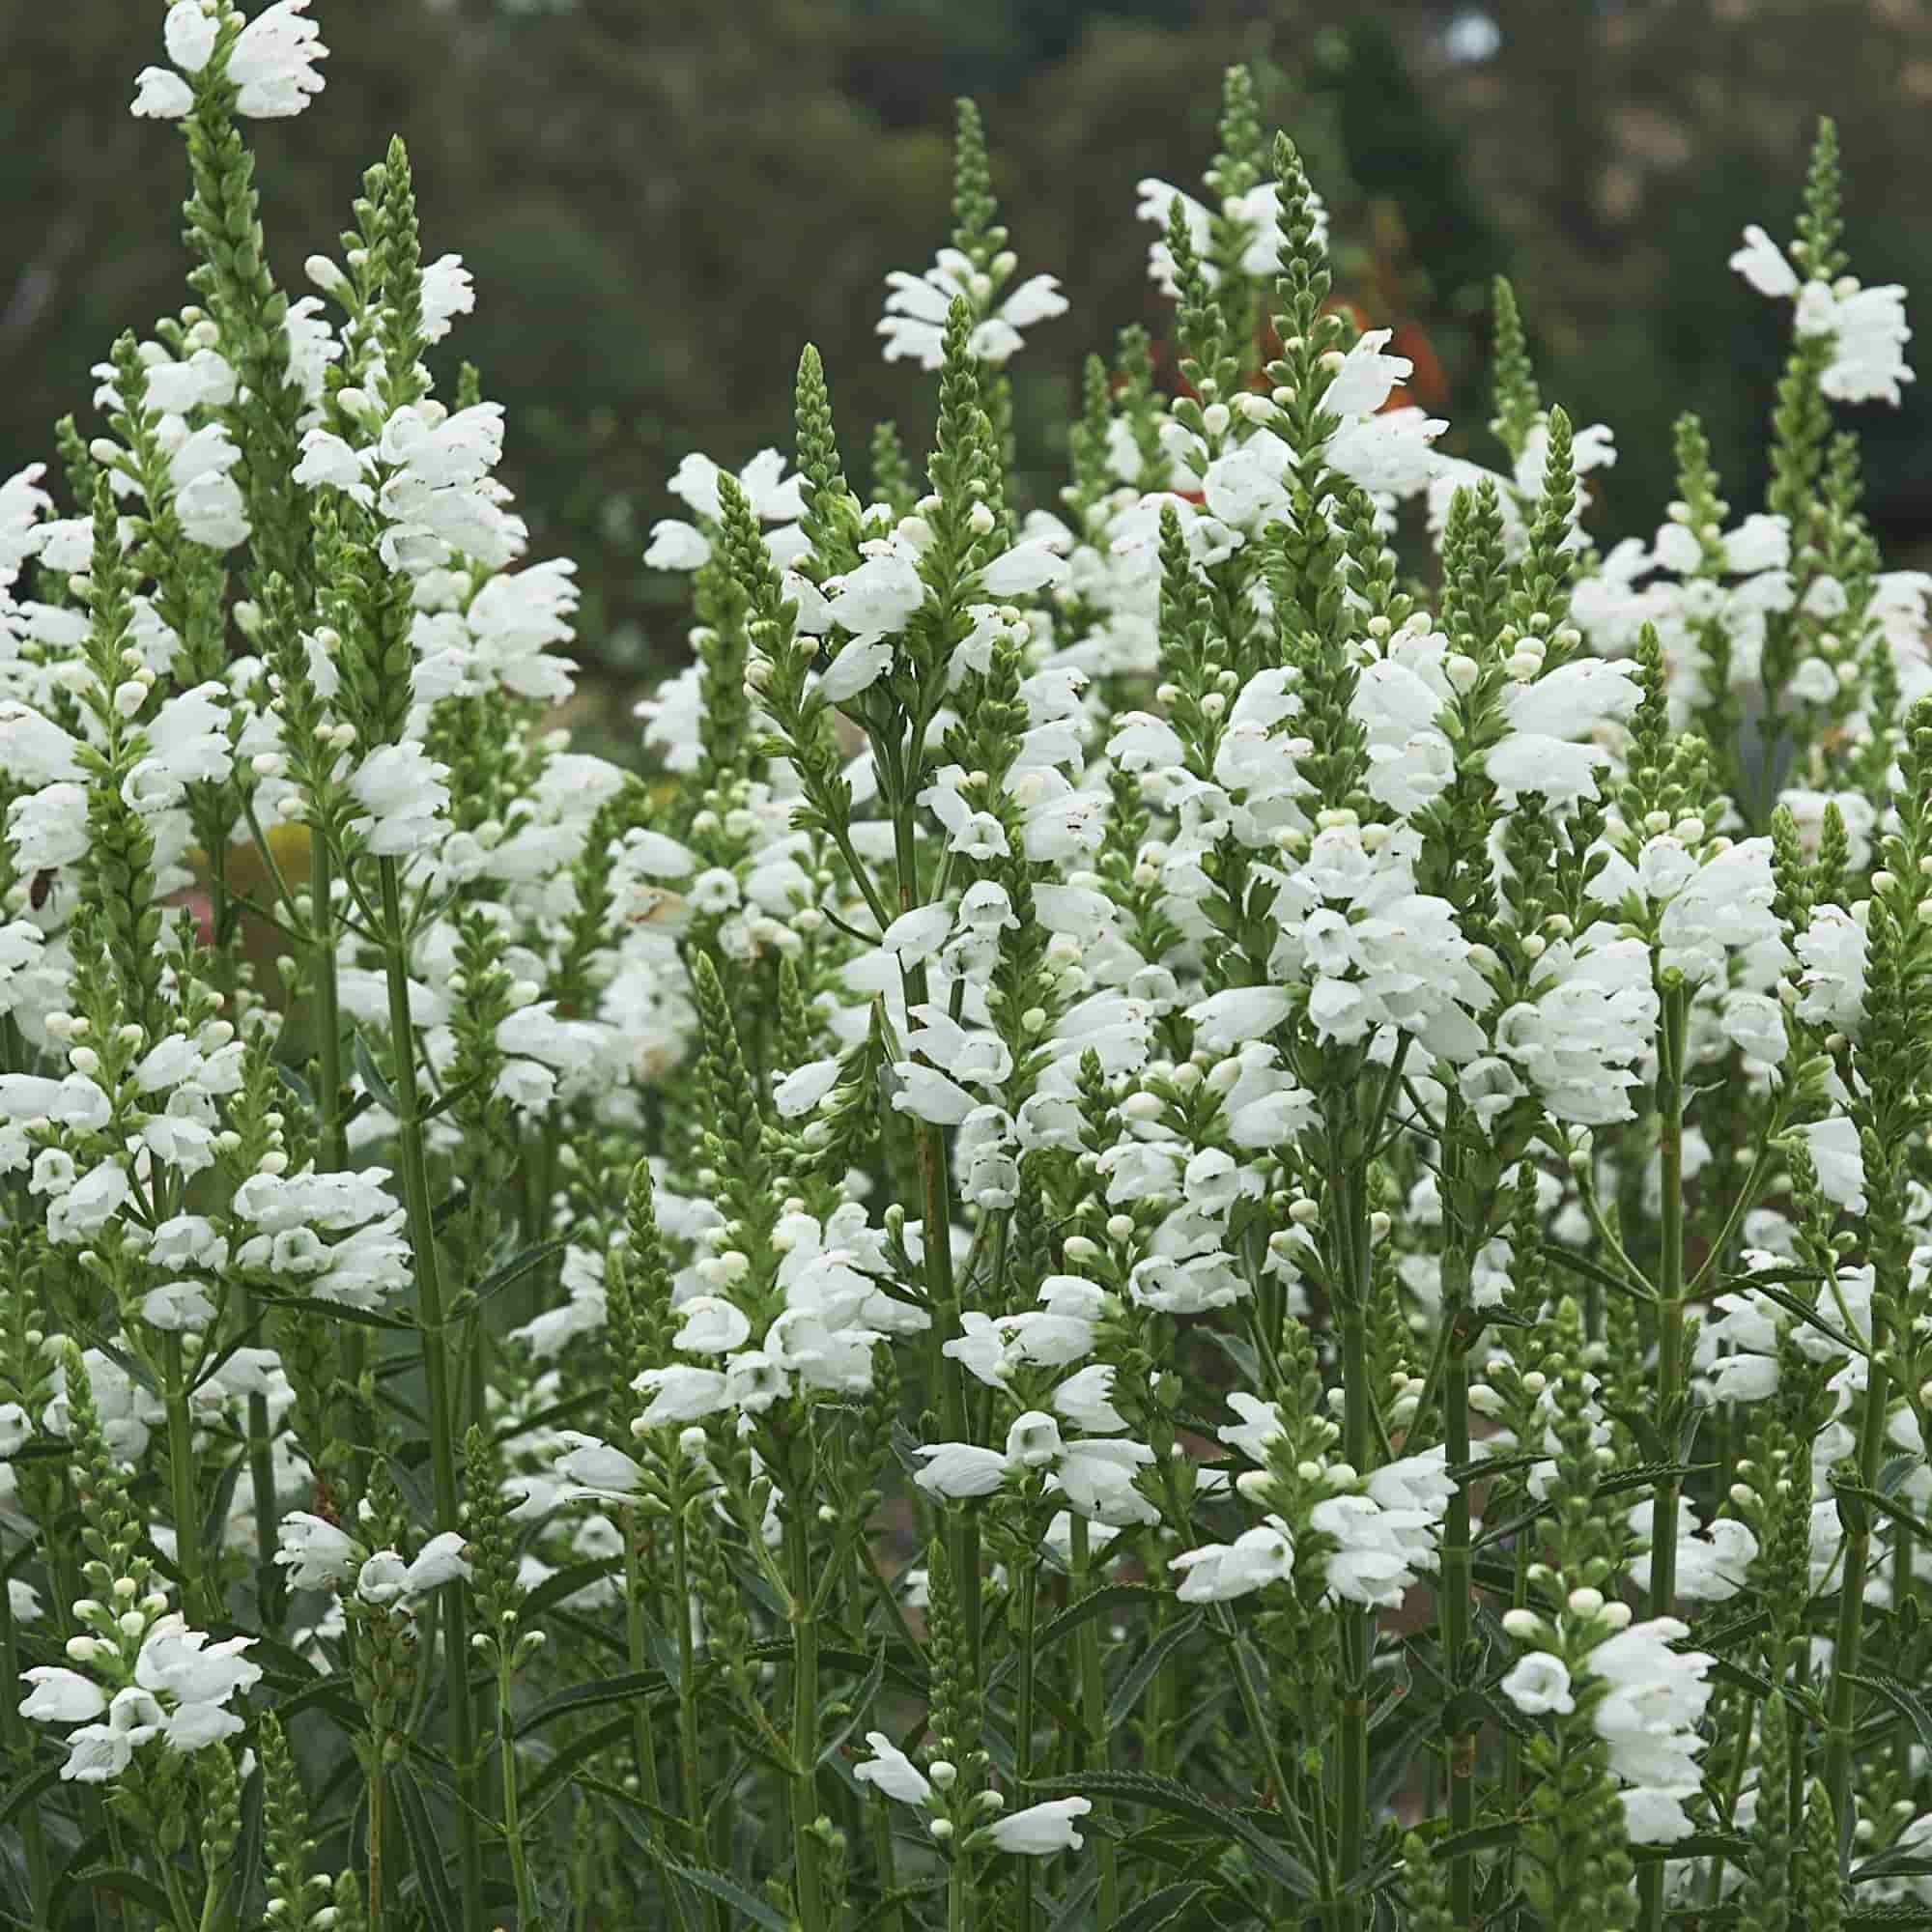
869, 1797, 902, 1932
669, 1516, 714, 1932
1337, 1308, 1372, 1932
160, 1855, 197, 1932
367, 1747, 386, 1932
1823, 1353, 1891, 1840
786, 1519, 827, 1932
161, 1333, 206, 1621
499, 1661, 540, 1931
1069, 1515, 1118, 1926
0, 1560, 49, 1918
376, 855, 484, 1929
1640, 986, 1690, 1932
1439, 1238, 1477, 1929
1015, 1561, 1037, 1932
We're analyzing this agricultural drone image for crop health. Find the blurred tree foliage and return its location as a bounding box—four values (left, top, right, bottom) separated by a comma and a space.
2, 0, 1927, 677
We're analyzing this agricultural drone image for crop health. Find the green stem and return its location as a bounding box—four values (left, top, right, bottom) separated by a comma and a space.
376, 855, 484, 1929
1640, 985, 1690, 1932
670, 1516, 714, 1932
1015, 1561, 1037, 1932
1337, 1309, 1372, 1932
786, 1517, 826, 1932
1647, 988, 1690, 1628
1823, 1353, 1891, 1840
367, 1745, 386, 1932
869, 1797, 901, 1932
1069, 1516, 1118, 1927
161, 1334, 206, 1621
0, 1561, 48, 1919
1440, 1239, 1476, 1929
160, 1855, 197, 1932
499, 1662, 540, 1932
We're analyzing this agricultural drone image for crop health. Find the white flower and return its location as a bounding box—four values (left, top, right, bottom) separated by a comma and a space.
420, 254, 475, 344
552, 1436, 648, 1503
1498, 1653, 1575, 1717
673, 1296, 753, 1355
1797, 278, 1914, 407
1729, 224, 1800, 298
1803, 1114, 1865, 1212
164, 2, 219, 72
131, 66, 195, 119
1170, 1520, 1295, 1603
1135, 176, 1321, 295
347, 743, 449, 859
1586, 1615, 1715, 1843
878, 248, 1066, 369
20, 1667, 107, 1725
912, 1440, 1009, 1499
853, 1732, 932, 1806
274, 1511, 357, 1589
139, 1281, 217, 1332
403, 1533, 472, 1595
644, 448, 806, 572
227, 0, 329, 117
637, 1365, 729, 1429
985, 1796, 1092, 1857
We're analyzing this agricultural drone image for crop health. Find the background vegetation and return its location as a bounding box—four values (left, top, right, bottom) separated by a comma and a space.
6, 0, 1930, 670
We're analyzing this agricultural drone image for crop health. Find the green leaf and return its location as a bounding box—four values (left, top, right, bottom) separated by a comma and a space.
1026, 1769, 1314, 1898
1106, 1609, 1204, 1736
1747, 1277, 1864, 1356
1045, 1869, 1103, 1932
466, 1237, 567, 1312
1113, 1880, 1219, 1931
74, 1868, 176, 1918
818, 1647, 889, 1767
851, 1879, 949, 1932
394, 1771, 462, 1932
352, 1029, 400, 1115
514, 1668, 668, 1740
0, 1764, 57, 1830
519, 1559, 623, 1622
1429, 1818, 1523, 1861
1848, 1672, 1932, 1755
1837, 1483, 1932, 1547
665, 1863, 795, 1932
1630, 1833, 1750, 1864
1037, 1583, 1164, 1655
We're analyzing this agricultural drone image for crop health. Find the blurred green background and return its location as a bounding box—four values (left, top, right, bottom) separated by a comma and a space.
6, 0, 1930, 676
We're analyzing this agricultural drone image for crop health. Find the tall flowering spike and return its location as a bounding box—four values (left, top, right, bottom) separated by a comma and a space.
792, 344, 858, 578
878, 99, 1065, 371
371, 137, 429, 403
1797, 1781, 1845, 1932
1488, 276, 1542, 461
